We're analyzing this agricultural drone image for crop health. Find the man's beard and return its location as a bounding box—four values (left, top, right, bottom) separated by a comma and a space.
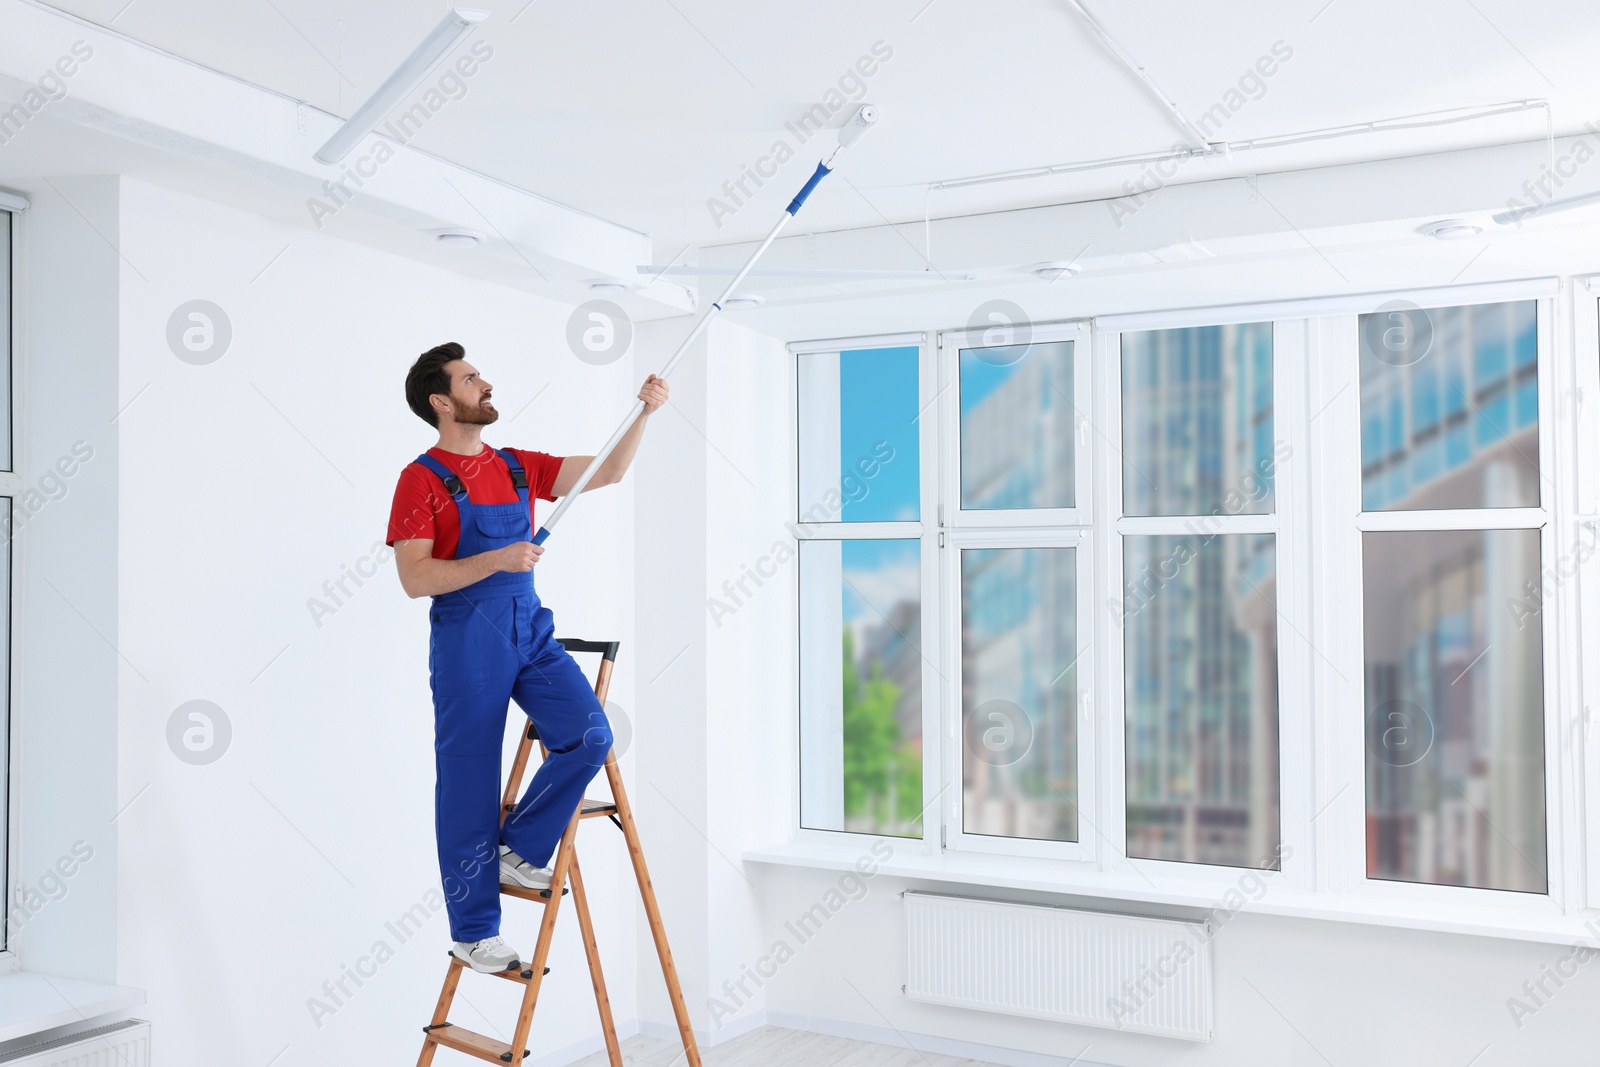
450, 395, 499, 426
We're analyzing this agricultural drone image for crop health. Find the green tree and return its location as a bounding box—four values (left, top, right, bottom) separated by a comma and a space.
842, 630, 921, 831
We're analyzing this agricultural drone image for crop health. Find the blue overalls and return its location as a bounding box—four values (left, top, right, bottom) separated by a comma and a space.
412, 448, 613, 943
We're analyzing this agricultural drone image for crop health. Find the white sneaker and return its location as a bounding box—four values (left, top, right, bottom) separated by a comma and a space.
453, 934, 520, 973
499, 845, 554, 891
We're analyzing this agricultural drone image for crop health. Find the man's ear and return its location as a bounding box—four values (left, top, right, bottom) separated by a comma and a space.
430, 393, 451, 418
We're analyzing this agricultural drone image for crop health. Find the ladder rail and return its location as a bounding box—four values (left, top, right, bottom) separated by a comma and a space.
416, 639, 701, 1067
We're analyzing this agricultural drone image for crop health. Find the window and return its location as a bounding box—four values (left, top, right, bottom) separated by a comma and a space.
788, 281, 1572, 936
797, 346, 925, 837
1357, 300, 1547, 893
1118, 324, 1281, 870
945, 326, 1093, 859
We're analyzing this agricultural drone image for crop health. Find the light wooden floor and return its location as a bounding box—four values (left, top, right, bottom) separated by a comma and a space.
566, 1026, 1011, 1067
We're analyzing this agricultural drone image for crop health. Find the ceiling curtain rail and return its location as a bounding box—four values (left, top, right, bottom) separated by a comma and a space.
1056, 0, 1214, 150
926, 99, 1551, 192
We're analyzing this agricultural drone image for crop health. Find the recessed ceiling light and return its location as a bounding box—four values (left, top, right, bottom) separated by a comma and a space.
588, 279, 630, 293
1029, 261, 1079, 281
1420, 219, 1482, 241
722, 295, 765, 310
431, 228, 485, 248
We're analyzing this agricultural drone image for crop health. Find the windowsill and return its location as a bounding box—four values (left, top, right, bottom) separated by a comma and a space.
744, 838, 1598, 947
0, 972, 146, 1044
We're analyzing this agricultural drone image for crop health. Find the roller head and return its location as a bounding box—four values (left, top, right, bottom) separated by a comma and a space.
837, 104, 880, 149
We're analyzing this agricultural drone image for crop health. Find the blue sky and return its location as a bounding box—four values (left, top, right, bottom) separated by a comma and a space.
838, 346, 919, 522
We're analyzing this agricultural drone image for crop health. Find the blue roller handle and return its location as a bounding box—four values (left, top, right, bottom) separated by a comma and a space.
786, 161, 832, 215
536, 159, 840, 550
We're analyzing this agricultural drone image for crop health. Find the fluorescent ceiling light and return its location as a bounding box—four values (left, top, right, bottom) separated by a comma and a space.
314, 8, 489, 165
1493, 189, 1600, 227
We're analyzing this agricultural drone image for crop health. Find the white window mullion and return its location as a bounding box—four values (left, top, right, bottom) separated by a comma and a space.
1272, 319, 1314, 892
1096, 327, 1126, 875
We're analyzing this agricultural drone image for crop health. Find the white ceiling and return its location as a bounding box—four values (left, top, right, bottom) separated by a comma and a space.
27, 0, 1600, 253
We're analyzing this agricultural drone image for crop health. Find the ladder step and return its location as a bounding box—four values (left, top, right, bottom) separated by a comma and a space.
501, 798, 617, 819
500, 882, 569, 904
424, 1022, 528, 1063
487, 964, 551, 985
447, 951, 550, 983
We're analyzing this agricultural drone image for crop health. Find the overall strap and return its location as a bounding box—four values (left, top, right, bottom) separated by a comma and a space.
495, 448, 530, 502
412, 453, 468, 506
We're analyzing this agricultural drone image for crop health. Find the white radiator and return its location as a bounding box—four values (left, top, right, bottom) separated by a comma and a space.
0, 1021, 151, 1067
903, 892, 1214, 1042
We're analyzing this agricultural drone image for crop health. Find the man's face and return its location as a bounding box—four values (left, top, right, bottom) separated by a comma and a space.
440, 360, 497, 426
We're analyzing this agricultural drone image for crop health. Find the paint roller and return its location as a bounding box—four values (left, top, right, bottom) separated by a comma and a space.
531, 104, 881, 545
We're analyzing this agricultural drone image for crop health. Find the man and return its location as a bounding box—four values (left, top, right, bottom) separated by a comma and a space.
387, 341, 667, 974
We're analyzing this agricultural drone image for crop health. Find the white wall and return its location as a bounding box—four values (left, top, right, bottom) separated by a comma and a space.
14, 148, 1600, 1067
105, 177, 640, 1066
667, 267, 1600, 1066
627, 315, 794, 1040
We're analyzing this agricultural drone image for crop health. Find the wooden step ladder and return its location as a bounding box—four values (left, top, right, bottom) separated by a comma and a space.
416, 638, 703, 1067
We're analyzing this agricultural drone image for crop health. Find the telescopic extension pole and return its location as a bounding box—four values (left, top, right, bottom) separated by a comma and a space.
532, 104, 881, 545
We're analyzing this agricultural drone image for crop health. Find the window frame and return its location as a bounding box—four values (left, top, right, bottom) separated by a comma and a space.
789, 336, 941, 854
1574, 280, 1600, 910
937, 322, 1097, 862
1099, 318, 1312, 890
1, 202, 22, 966
1314, 292, 1570, 920
780, 275, 1596, 940
941, 322, 1093, 529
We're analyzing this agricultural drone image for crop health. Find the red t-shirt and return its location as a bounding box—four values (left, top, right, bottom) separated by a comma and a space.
387, 445, 564, 559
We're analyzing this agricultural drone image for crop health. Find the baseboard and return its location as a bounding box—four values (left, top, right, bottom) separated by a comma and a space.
549, 1008, 1110, 1067
764, 1010, 1114, 1067
526, 1019, 641, 1067
639, 1008, 769, 1047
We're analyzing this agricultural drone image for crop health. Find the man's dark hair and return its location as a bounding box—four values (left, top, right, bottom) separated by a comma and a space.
406, 342, 464, 427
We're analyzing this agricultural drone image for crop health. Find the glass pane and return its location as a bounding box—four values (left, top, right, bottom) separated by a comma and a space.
797, 346, 919, 523
960, 548, 1077, 843
959, 340, 1074, 510
1121, 323, 1275, 517
0, 211, 10, 470
0, 496, 7, 949
799, 539, 922, 836
1359, 301, 1539, 511
1123, 534, 1281, 868
1363, 529, 1547, 892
